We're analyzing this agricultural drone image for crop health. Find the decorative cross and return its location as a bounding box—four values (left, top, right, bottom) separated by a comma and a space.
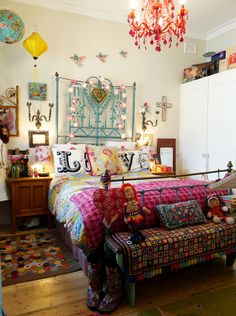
156, 96, 172, 121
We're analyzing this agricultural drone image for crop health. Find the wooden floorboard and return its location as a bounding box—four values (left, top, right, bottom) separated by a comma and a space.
2, 257, 236, 316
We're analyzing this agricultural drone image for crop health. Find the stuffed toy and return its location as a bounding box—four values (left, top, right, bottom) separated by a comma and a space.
120, 183, 150, 244
207, 195, 235, 225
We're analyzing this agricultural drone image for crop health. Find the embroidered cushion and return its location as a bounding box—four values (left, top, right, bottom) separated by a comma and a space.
156, 200, 207, 230
52, 144, 91, 174
118, 150, 150, 173
52, 147, 86, 176
86, 145, 122, 176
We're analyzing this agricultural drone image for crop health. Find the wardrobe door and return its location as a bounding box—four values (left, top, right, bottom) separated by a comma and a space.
207, 68, 236, 174
179, 78, 208, 176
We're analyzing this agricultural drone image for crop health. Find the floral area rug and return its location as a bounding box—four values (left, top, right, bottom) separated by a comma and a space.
0, 230, 81, 286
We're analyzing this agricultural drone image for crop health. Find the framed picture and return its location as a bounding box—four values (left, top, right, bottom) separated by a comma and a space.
0, 86, 19, 136
29, 82, 47, 101
157, 138, 176, 174
29, 130, 49, 147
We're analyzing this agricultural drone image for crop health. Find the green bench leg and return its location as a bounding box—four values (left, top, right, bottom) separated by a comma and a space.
226, 253, 236, 267
126, 277, 136, 307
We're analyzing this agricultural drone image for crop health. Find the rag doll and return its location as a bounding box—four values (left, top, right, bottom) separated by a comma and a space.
120, 183, 150, 244
207, 195, 235, 225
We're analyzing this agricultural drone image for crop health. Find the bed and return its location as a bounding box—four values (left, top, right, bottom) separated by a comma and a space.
49, 74, 235, 310
50, 73, 231, 259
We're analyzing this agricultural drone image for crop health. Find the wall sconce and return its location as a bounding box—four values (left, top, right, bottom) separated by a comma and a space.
26, 102, 54, 129
140, 102, 159, 132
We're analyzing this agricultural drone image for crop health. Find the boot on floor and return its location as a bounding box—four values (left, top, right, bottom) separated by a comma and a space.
87, 260, 104, 310
98, 265, 122, 314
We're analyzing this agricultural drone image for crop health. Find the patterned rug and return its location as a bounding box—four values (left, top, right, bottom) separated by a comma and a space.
0, 230, 81, 286
137, 283, 236, 316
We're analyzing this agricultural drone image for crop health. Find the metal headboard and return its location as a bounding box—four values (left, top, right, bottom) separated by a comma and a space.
55, 72, 136, 145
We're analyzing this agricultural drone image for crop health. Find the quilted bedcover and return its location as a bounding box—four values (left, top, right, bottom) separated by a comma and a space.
48, 172, 226, 255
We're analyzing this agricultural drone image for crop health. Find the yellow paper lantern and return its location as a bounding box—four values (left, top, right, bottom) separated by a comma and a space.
23, 32, 48, 60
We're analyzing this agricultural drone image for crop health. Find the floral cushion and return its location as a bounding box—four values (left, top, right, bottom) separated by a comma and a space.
156, 200, 207, 230
86, 145, 122, 176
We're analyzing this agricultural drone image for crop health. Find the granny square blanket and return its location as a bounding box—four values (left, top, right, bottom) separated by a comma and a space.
110, 222, 236, 280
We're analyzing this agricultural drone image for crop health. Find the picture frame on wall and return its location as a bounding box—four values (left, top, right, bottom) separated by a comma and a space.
28, 82, 47, 101
0, 86, 19, 136
28, 130, 49, 147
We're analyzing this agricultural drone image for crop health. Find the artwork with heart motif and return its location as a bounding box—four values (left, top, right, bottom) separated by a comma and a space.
93, 188, 125, 232
92, 88, 107, 103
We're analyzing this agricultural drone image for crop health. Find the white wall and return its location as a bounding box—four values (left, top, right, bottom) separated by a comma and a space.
206, 29, 236, 52
1, 1, 206, 155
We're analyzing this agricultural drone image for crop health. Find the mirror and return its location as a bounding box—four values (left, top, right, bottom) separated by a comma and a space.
157, 138, 176, 174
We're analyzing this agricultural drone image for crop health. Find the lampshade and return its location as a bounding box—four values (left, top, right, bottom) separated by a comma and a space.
0, 9, 25, 44
23, 32, 48, 60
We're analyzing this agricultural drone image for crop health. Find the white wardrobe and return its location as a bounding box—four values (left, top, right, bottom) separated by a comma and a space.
179, 68, 236, 178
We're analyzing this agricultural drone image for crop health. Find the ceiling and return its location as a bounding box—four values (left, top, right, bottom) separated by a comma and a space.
10, 0, 236, 40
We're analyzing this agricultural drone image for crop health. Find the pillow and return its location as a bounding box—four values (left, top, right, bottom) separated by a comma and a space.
118, 150, 150, 173
156, 200, 207, 230
105, 141, 136, 151
86, 145, 122, 176
51, 143, 82, 150
52, 144, 91, 173
52, 147, 86, 176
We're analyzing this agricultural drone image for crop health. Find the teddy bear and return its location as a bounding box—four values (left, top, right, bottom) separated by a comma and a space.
207, 195, 235, 225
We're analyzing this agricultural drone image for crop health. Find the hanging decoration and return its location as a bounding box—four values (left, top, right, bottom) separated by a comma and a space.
128, 0, 188, 52
96, 52, 108, 63
70, 53, 87, 67
23, 32, 48, 81
119, 50, 128, 58
0, 9, 25, 44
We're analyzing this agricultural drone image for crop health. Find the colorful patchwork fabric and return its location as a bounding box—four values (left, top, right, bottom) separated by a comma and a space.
156, 200, 207, 230
110, 222, 236, 280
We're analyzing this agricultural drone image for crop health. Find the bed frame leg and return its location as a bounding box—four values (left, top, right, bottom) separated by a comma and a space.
125, 277, 135, 307
226, 253, 236, 267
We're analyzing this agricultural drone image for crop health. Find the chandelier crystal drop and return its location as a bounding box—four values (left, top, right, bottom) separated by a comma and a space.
128, 0, 188, 52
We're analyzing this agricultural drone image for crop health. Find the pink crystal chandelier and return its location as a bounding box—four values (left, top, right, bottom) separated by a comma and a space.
128, 0, 188, 52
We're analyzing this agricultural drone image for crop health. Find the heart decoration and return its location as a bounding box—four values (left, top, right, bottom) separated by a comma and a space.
93, 188, 125, 232
92, 88, 107, 103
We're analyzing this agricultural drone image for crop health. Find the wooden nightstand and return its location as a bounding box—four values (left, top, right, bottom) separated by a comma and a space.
7, 176, 52, 233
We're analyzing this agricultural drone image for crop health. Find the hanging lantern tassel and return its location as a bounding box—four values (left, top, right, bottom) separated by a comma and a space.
23, 32, 48, 81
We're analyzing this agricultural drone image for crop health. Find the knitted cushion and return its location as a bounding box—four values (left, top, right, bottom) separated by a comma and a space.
156, 200, 207, 230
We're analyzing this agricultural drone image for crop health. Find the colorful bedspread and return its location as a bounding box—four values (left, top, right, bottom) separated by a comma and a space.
48, 173, 226, 255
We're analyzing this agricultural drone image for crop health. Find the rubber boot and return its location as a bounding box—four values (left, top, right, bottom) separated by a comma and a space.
98, 264, 122, 314
87, 260, 104, 310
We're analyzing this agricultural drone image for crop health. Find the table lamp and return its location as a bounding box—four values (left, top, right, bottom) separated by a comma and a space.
35, 145, 51, 176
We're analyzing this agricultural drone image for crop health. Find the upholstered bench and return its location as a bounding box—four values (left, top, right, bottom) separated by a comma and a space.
105, 221, 236, 306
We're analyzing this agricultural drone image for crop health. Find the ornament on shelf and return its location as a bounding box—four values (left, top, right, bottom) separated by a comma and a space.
96, 52, 108, 63
70, 53, 87, 67
119, 50, 128, 58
